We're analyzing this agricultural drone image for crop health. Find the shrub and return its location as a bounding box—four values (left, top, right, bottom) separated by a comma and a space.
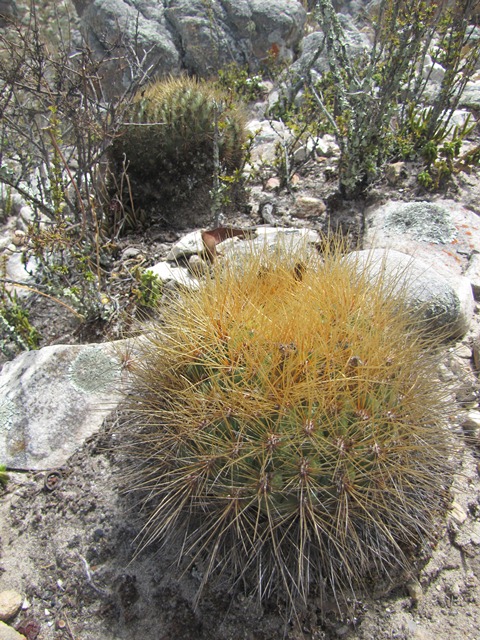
118, 239, 453, 614
110, 76, 247, 229
277, 0, 480, 197
0, 2, 155, 326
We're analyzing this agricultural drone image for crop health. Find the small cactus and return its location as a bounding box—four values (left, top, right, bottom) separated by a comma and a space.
109, 76, 246, 228
119, 240, 453, 613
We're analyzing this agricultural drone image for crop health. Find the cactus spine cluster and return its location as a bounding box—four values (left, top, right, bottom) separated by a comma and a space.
119, 240, 452, 612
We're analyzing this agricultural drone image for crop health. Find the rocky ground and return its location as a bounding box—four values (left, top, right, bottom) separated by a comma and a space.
2, 2, 480, 638
2, 158, 480, 639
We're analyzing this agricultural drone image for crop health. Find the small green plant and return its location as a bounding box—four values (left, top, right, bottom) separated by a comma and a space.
110, 76, 247, 229
0, 287, 40, 357
119, 239, 452, 614
0, 465, 8, 488
393, 104, 475, 188
133, 269, 163, 309
216, 63, 265, 102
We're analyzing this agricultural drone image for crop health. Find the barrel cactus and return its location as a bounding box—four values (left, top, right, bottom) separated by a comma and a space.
118, 239, 453, 613
109, 76, 246, 229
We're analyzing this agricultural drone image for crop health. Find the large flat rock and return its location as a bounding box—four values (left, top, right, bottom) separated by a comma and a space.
0, 342, 127, 470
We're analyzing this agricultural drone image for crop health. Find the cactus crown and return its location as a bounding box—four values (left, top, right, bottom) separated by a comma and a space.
119, 239, 453, 614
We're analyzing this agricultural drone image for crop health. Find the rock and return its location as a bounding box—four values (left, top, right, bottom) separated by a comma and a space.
159, 226, 321, 275
74, 0, 306, 96
346, 249, 473, 337
369, 201, 457, 245
1, 247, 36, 294
384, 162, 407, 186
288, 18, 370, 78
454, 520, 480, 552
455, 343, 472, 359
247, 119, 294, 167
265, 177, 281, 191
260, 202, 277, 224
0, 342, 128, 470
73, 0, 181, 97
0, 0, 17, 25
166, 230, 205, 261
0, 591, 22, 622
461, 409, 480, 443
449, 500, 469, 525
456, 382, 480, 408
472, 335, 480, 371
406, 579, 423, 605
146, 261, 199, 289
246, 119, 292, 144
188, 254, 209, 276
221, 226, 320, 258
292, 134, 340, 163
18, 206, 34, 227
422, 53, 445, 84
121, 247, 143, 261
0, 622, 26, 640
311, 134, 339, 158
465, 253, 480, 300
459, 80, 480, 109
10, 231, 26, 248
364, 199, 480, 275
294, 196, 326, 218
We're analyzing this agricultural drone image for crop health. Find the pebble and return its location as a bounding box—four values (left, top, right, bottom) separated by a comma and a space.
449, 500, 468, 525
0, 621, 26, 640
121, 247, 143, 260
10, 230, 26, 247
455, 343, 473, 359
0, 591, 22, 622
265, 177, 281, 191
294, 195, 327, 218
406, 579, 423, 604
461, 410, 480, 444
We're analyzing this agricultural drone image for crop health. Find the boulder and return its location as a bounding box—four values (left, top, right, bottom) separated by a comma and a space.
347, 249, 473, 338
364, 199, 480, 275
0, 0, 17, 25
0, 342, 129, 470
73, 0, 181, 97
73, 0, 306, 96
